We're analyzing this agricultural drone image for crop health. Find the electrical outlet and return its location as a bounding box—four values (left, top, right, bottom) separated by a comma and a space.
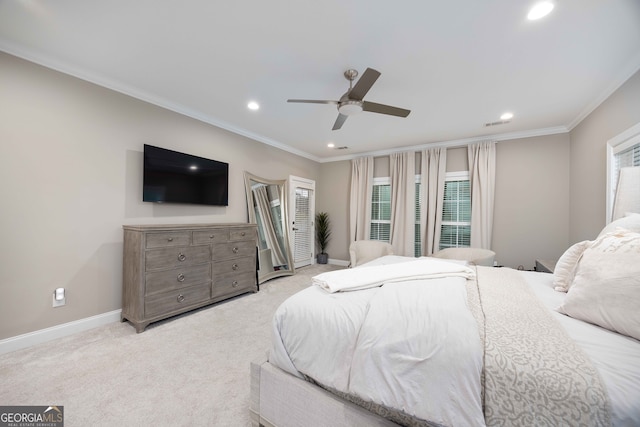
52, 288, 66, 307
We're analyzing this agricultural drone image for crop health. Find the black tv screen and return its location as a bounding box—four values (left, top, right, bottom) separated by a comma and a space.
143, 144, 229, 206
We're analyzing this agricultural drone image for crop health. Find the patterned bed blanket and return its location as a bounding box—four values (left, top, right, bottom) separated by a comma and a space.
477, 266, 610, 426
269, 258, 611, 426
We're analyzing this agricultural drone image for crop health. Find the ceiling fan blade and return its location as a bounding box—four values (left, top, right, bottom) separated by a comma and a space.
287, 99, 339, 104
348, 68, 381, 101
362, 101, 411, 117
332, 113, 348, 130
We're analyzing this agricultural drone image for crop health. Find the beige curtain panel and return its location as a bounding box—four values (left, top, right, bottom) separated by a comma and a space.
420, 147, 447, 256
390, 151, 416, 256
349, 156, 374, 242
468, 141, 496, 249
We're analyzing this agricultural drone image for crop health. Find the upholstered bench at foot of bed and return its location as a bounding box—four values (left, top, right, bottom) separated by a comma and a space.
432, 247, 496, 266
250, 353, 398, 427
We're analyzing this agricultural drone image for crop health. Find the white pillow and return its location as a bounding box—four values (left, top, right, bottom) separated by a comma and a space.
597, 212, 640, 238
557, 229, 640, 341
552, 240, 591, 292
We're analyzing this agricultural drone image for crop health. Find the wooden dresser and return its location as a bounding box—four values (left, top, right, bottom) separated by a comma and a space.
122, 223, 257, 332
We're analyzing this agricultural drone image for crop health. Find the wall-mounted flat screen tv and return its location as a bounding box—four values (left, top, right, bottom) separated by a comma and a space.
143, 144, 229, 206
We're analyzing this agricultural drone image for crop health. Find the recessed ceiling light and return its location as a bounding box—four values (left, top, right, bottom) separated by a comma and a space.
189, 165, 198, 170
247, 101, 260, 111
327, 142, 335, 148
528, 1, 554, 20
500, 112, 514, 120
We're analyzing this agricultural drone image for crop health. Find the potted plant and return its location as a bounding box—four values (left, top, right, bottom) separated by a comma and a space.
315, 212, 331, 264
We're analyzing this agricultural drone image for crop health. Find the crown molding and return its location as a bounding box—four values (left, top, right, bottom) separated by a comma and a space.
567, 51, 640, 131
316, 126, 570, 163
0, 44, 324, 163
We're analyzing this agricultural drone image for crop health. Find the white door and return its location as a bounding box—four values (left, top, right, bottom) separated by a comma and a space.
289, 176, 315, 268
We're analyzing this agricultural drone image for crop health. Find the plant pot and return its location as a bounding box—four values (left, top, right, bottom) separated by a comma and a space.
317, 253, 329, 264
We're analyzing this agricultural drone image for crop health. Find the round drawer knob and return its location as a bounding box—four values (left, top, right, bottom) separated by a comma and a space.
209, 234, 215, 239
232, 263, 239, 270
232, 280, 239, 288
177, 273, 185, 282
177, 294, 185, 303
232, 247, 239, 254
241, 232, 246, 236
168, 237, 174, 242
177, 253, 186, 262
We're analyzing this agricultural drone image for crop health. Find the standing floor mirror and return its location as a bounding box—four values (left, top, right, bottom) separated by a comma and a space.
244, 172, 295, 283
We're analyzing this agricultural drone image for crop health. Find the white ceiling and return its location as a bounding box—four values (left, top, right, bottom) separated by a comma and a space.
1, 0, 640, 161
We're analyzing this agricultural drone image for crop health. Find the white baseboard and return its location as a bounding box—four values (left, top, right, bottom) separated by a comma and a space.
0, 310, 122, 355
328, 258, 350, 267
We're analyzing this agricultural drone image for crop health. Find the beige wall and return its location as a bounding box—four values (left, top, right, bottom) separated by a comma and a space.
493, 134, 570, 268
569, 70, 640, 242
0, 52, 320, 340
316, 161, 351, 261
446, 147, 467, 172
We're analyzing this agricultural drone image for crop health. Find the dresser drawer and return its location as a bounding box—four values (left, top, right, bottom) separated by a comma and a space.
145, 231, 191, 249
145, 245, 211, 271
144, 283, 210, 318
211, 240, 255, 260
145, 263, 211, 296
212, 271, 255, 298
212, 256, 255, 276
192, 228, 227, 245
229, 227, 256, 242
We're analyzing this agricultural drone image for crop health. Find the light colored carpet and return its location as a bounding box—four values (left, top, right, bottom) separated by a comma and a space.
0, 264, 342, 427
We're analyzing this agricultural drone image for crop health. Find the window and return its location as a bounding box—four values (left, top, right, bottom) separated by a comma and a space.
370, 178, 391, 242
370, 173, 471, 254
370, 177, 422, 256
439, 172, 471, 250
607, 123, 640, 222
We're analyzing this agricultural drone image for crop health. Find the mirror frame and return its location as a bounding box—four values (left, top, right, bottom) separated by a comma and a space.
243, 172, 295, 283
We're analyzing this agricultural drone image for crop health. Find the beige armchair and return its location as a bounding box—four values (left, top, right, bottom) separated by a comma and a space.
349, 240, 394, 267
432, 247, 495, 266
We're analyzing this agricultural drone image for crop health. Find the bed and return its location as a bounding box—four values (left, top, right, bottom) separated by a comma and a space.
250, 219, 640, 427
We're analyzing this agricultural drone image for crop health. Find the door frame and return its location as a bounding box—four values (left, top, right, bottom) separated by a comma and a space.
288, 175, 316, 267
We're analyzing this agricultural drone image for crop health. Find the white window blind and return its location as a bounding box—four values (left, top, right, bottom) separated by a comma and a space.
439, 172, 471, 250
370, 178, 391, 242
294, 188, 312, 263
615, 144, 640, 168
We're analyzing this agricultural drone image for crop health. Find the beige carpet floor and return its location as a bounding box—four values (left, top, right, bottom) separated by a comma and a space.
0, 264, 342, 427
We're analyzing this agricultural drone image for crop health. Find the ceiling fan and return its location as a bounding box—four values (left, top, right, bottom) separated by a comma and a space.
287, 68, 411, 130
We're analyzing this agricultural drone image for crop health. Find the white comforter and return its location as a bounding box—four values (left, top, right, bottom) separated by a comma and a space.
270, 256, 484, 426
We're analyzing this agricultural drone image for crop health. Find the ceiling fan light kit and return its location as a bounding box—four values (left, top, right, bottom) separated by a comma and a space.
288, 67, 411, 130
338, 100, 363, 116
